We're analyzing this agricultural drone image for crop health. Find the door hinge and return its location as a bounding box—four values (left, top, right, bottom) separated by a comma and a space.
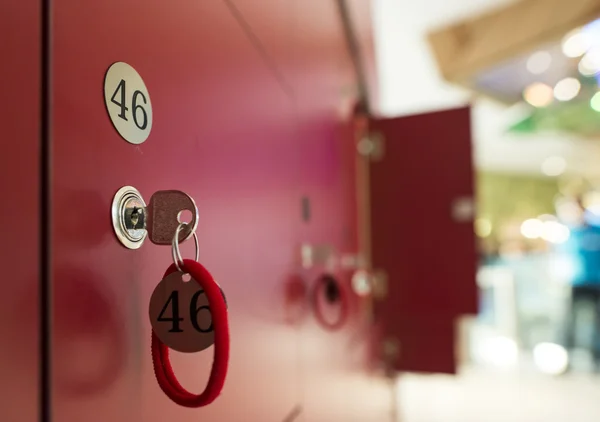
451, 196, 476, 222
371, 269, 389, 300
357, 130, 385, 161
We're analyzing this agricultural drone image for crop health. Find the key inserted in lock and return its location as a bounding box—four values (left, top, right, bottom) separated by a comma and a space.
147, 190, 198, 245
111, 186, 199, 249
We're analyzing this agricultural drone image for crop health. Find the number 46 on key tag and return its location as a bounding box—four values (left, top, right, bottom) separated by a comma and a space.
149, 220, 227, 354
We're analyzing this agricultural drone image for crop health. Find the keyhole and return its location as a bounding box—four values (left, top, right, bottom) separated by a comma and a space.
324, 276, 340, 303
130, 207, 140, 229
177, 209, 193, 224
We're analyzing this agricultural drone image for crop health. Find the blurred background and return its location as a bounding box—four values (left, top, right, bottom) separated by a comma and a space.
374, 0, 600, 420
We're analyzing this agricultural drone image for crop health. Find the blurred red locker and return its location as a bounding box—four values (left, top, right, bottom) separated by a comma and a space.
368, 107, 478, 375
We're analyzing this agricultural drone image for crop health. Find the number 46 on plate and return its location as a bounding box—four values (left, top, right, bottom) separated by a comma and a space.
104, 61, 153, 145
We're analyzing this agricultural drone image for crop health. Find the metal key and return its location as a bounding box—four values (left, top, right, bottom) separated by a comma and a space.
111, 186, 198, 249
146, 190, 198, 245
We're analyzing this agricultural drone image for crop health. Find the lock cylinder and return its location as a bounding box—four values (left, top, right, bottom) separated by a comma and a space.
111, 186, 148, 249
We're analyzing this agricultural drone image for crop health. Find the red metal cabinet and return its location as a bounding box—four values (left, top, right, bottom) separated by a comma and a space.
52, 1, 302, 421
290, 2, 393, 421
1, 0, 395, 421
369, 107, 478, 375
0, 1, 40, 421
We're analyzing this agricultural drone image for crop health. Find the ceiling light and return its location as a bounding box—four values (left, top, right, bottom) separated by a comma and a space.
526, 51, 552, 74
523, 82, 553, 107
562, 28, 590, 58
541, 156, 567, 176
541, 221, 570, 244
579, 58, 598, 76
533, 343, 569, 375
579, 48, 600, 76
521, 219, 543, 239
591, 92, 600, 112
476, 336, 519, 368
475, 218, 492, 238
554, 77, 581, 101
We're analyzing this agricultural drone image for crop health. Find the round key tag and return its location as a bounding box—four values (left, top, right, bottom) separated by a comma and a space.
149, 271, 227, 353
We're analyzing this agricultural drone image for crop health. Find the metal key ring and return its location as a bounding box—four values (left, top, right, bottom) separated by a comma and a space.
171, 222, 200, 272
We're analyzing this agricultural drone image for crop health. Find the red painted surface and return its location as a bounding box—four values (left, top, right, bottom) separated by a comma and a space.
370, 107, 477, 375
0, 1, 40, 421
47, 1, 391, 422
0, 0, 477, 418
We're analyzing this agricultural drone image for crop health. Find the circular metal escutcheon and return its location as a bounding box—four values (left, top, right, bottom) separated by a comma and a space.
111, 185, 147, 249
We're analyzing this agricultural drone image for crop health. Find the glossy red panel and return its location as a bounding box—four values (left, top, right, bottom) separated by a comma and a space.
289, 2, 391, 421
52, 1, 299, 421
0, 1, 39, 420
393, 316, 457, 374
50, 0, 391, 420
226, 0, 294, 90
370, 107, 477, 374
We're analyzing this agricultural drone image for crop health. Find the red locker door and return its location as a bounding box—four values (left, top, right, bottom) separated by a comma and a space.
369, 106, 478, 374
52, 1, 300, 421
290, 1, 394, 420
0, 1, 40, 421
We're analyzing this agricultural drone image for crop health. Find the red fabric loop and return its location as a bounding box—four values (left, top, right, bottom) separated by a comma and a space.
312, 274, 349, 331
151, 259, 230, 407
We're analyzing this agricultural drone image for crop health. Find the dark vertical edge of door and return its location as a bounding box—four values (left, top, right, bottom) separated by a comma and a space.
336, 0, 370, 113
39, 0, 52, 420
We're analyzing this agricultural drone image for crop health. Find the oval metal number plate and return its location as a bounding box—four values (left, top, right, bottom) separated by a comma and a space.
104, 62, 153, 145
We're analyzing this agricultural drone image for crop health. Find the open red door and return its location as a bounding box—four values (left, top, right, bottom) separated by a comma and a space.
368, 106, 477, 374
